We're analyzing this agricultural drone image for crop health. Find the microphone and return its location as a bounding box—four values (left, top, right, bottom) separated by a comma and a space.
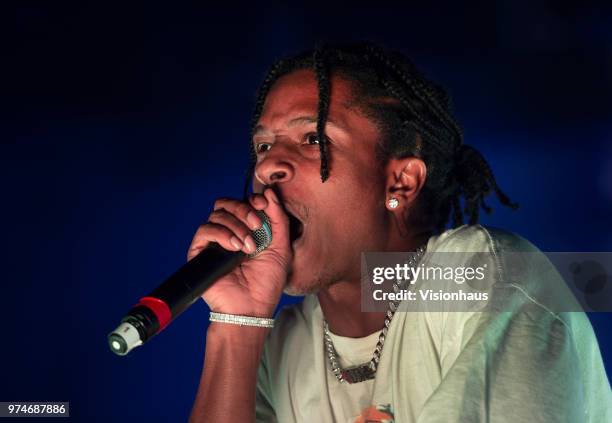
107, 210, 272, 356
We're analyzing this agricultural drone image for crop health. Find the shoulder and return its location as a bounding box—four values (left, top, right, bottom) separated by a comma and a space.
429, 225, 601, 355
427, 223, 539, 254
422, 224, 576, 337
428, 224, 550, 299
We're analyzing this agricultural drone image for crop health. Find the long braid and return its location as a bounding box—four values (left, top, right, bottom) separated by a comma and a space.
365, 44, 464, 145
313, 46, 331, 182
379, 78, 453, 155
454, 144, 519, 225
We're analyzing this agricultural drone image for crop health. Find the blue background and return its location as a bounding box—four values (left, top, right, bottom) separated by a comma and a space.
2, 2, 611, 421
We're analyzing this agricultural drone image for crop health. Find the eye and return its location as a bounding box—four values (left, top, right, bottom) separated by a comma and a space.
255, 142, 272, 154
303, 132, 326, 146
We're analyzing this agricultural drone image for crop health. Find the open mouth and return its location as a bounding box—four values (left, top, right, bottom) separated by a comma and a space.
286, 209, 304, 244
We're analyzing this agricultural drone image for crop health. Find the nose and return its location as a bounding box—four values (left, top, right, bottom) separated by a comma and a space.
254, 145, 296, 185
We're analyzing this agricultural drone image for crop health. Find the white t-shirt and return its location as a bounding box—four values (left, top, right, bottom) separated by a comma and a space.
255, 225, 612, 422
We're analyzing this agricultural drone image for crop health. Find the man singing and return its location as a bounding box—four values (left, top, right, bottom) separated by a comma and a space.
187, 43, 611, 422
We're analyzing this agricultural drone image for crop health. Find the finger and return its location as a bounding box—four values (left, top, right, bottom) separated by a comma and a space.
208, 210, 257, 254
260, 188, 290, 250
214, 197, 263, 230
187, 225, 211, 261
248, 193, 268, 210
187, 223, 244, 261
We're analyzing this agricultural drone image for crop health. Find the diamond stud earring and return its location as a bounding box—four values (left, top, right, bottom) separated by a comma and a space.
388, 197, 399, 209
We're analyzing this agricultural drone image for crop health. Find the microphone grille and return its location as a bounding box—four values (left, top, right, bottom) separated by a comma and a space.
250, 210, 272, 256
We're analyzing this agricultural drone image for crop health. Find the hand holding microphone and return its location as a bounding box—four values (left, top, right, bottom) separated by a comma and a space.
189, 188, 292, 317
108, 188, 292, 356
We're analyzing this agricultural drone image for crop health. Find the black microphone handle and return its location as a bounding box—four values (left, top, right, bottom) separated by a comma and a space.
152, 243, 245, 321
108, 211, 272, 356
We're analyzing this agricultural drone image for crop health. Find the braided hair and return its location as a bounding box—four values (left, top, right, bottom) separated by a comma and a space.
244, 42, 518, 233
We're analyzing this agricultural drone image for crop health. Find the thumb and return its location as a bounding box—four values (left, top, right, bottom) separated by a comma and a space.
260, 188, 291, 253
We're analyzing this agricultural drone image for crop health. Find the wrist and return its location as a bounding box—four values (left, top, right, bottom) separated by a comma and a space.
209, 311, 274, 328
206, 319, 271, 346
210, 303, 276, 319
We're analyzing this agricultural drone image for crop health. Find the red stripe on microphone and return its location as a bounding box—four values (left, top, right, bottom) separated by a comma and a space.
138, 297, 172, 331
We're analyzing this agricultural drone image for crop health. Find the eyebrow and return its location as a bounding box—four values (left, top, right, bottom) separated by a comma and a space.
252, 116, 346, 137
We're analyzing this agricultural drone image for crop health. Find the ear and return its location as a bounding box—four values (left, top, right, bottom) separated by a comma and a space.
384, 157, 427, 212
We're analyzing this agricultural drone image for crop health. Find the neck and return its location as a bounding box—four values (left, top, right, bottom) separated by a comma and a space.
317, 228, 432, 338
317, 283, 386, 338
